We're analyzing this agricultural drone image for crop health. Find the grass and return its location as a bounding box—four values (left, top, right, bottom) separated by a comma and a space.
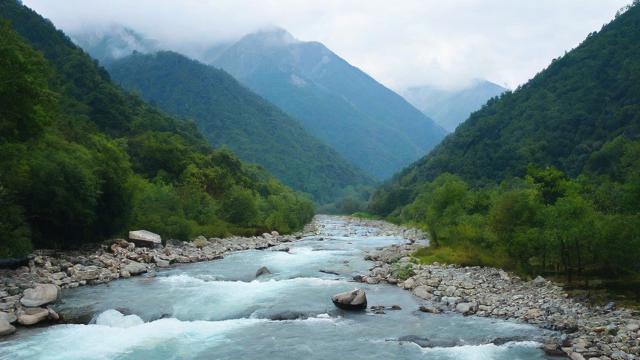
411, 244, 513, 270
350, 212, 383, 220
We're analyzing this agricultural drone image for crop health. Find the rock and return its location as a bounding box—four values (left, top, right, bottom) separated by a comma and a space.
0, 312, 17, 324
418, 305, 441, 314
331, 289, 367, 311
397, 335, 459, 348
543, 342, 565, 356
20, 284, 60, 307
0, 320, 16, 336
532, 275, 546, 286
128, 230, 162, 247
413, 285, 434, 300
255, 266, 271, 277
70, 265, 101, 281
192, 236, 208, 248
47, 307, 60, 321
17, 307, 49, 326
123, 261, 147, 275
319, 269, 340, 276
154, 257, 170, 268
455, 302, 478, 315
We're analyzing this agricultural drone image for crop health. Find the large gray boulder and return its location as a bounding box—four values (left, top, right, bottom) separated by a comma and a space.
128, 230, 162, 247
20, 284, 60, 307
455, 302, 478, 315
0, 320, 15, 336
17, 307, 49, 326
331, 289, 367, 311
123, 261, 147, 275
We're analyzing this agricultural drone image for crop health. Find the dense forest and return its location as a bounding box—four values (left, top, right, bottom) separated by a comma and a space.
107, 51, 373, 203
370, 2, 640, 281
0, 0, 314, 258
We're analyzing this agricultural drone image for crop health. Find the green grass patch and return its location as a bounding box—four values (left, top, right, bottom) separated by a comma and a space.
350, 212, 382, 220
412, 244, 513, 269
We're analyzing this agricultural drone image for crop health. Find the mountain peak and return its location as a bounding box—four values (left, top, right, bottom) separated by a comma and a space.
242, 27, 298, 46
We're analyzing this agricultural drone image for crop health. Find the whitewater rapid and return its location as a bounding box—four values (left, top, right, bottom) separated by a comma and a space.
0, 216, 558, 359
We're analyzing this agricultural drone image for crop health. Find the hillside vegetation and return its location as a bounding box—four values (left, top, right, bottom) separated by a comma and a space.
208, 29, 446, 180
371, 3, 640, 281
0, 0, 314, 258
107, 51, 373, 203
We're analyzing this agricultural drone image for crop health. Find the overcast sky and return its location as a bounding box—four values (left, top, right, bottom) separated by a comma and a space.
23, 0, 631, 91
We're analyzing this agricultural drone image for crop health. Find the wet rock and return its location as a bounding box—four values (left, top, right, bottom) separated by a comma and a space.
0, 320, 16, 336
255, 266, 271, 277
128, 230, 162, 247
331, 289, 367, 311
418, 305, 441, 314
319, 269, 340, 276
397, 335, 459, 348
20, 284, 60, 307
17, 307, 49, 325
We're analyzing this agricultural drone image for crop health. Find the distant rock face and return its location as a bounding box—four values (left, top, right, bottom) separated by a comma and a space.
20, 284, 60, 307
331, 289, 367, 311
128, 230, 162, 247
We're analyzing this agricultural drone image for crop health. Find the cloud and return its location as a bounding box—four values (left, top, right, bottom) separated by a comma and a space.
22, 0, 631, 90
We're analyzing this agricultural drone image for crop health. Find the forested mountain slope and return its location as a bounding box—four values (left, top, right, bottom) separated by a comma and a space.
372, 3, 640, 216
107, 51, 373, 203
369, 3, 640, 282
207, 29, 447, 180
0, 0, 314, 257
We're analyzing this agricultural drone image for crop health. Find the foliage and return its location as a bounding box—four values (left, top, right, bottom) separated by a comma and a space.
391, 263, 415, 281
107, 51, 373, 203
371, 3, 640, 216
0, 1, 314, 257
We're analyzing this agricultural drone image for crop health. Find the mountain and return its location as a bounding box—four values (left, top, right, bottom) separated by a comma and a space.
0, 0, 313, 257
71, 24, 158, 65
204, 28, 447, 180
371, 3, 640, 216
402, 80, 507, 132
107, 51, 373, 203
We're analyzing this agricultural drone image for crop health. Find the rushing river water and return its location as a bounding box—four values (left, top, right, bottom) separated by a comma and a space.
1, 216, 558, 360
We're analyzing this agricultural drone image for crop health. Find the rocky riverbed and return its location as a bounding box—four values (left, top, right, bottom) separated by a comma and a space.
0, 224, 315, 336
360, 239, 640, 359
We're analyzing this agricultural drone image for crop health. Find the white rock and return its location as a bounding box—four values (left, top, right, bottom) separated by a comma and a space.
122, 261, 147, 275
20, 284, 60, 307
128, 230, 162, 247
17, 307, 49, 325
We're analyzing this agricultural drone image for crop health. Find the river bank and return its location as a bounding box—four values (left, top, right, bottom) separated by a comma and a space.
359, 226, 640, 360
0, 224, 317, 336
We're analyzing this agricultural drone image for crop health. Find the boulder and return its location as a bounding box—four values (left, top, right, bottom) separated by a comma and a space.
418, 305, 441, 314
17, 307, 49, 326
128, 230, 162, 247
0, 312, 17, 324
455, 302, 478, 315
413, 285, 434, 300
0, 320, 15, 337
532, 275, 546, 286
154, 257, 170, 268
123, 261, 147, 275
20, 284, 60, 307
331, 289, 367, 311
255, 266, 271, 277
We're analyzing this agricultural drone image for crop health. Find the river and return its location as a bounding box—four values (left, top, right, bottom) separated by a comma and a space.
1, 216, 558, 359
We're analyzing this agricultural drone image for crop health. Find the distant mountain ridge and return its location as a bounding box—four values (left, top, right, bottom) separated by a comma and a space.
205, 28, 447, 179
402, 80, 507, 132
107, 51, 373, 203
